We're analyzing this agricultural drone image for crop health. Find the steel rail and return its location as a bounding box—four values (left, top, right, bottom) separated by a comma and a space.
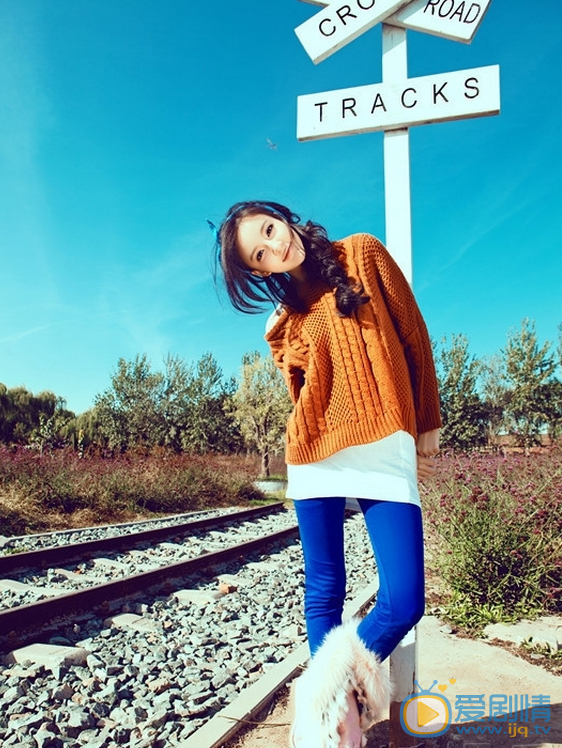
0, 502, 284, 577
0, 523, 299, 652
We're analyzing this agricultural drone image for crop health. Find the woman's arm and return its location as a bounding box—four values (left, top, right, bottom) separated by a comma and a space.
357, 234, 442, 435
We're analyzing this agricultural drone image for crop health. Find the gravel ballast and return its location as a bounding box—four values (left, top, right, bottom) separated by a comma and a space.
0, 509, 377, 748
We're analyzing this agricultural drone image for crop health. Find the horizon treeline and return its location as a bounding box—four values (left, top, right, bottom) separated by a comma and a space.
1, 318, 561, 456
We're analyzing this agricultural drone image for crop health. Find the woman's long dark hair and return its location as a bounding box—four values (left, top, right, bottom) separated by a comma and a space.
213, 200, 369, 316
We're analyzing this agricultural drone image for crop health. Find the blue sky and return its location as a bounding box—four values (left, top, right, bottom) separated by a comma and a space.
1, 1, 561, 415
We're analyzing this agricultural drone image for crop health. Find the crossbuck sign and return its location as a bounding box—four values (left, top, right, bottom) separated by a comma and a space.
296, 0, 493, 63
294, 0, 500, 282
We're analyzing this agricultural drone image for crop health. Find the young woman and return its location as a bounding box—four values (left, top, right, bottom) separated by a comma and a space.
212, 200, 441, 748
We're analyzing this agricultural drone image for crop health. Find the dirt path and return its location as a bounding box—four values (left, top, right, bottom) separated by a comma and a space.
224, 615, 562, 748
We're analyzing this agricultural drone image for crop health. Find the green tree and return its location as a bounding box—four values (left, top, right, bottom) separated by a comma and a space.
92, 353, 241, 454
479, 354, 510, 449
0, 383, 16, 443
162, 353, 241, 454
0, 384, 74, 447
549, 323, 562, 442
62, 408, 105, 454
502, 319, 557, 447
231, 351, 292, 477
30, 394, 75, 453
539, 380, 562, 443
435, 334, 488, 451
94, 355, 166, 451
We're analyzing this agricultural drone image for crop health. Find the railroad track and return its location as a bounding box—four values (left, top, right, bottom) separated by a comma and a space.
0, 503, 297, 650
0, 502, 285, 575
0, 508, 376, 748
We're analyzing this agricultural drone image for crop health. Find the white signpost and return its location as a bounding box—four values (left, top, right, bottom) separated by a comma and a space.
293, 2, 500, 745
387, 0, 493, 43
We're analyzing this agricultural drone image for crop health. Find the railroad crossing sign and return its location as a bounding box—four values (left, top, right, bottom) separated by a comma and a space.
297, 0, 493, 63
294, 0, 500, 281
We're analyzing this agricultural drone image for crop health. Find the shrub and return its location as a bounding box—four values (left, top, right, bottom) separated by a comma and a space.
0, 447, 266, 534
422, 448, 562, 631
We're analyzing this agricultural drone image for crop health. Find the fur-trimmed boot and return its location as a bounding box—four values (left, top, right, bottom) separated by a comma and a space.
289, 618, 390, 748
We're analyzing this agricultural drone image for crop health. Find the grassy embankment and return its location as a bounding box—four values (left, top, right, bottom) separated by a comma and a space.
0, 447, 279, 536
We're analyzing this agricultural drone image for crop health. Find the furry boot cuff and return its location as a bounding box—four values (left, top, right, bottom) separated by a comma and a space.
290, 619, 390, 748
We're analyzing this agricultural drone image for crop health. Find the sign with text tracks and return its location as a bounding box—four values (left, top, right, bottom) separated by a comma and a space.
297, 0, 493, 61
297, 64, 500, 140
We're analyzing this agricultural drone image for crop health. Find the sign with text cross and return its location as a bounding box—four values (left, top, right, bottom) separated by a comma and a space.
295, 0, 412, 64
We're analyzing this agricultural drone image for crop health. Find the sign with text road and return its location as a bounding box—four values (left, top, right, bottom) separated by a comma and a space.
295, 0, 412, 64
298, 0, 493, 46
297, 64, 500, 140
385, 0, 492, 43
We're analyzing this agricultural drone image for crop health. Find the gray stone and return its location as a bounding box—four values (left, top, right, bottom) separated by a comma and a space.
3, 684, 25, 703
108, 706, 136, 728
172, 589, 223, 607
51, 683, 74, 701
6, 644, 90, 671
86, 654, 104, 669
9, 712, 46, 732
77, 728, 110, 747
91, 701, 110, 719
211, 671, 235, 690
92, 557, 128, 571
33, 728, 63, 748
64, 710, 95, 738
138, 706, 168, 730
483, 618, 562, 650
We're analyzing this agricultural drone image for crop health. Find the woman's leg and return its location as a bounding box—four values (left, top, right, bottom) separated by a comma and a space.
291, 498, 401, 747
356, 499, 425, 662
293, 497, 347, 656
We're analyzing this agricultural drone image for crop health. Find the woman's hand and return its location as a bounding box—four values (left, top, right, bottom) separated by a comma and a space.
416, 429, 440, 457
416, 429, 440, 482
417, 455, 436, 481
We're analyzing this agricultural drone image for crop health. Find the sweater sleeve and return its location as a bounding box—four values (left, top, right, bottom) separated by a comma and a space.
265, 313, 309, 405
356, 234, 442, 435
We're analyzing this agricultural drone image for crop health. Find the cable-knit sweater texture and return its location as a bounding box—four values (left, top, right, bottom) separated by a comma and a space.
264, 233, 442, 465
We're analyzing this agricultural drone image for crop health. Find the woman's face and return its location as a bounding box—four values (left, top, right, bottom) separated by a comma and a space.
236, 213, 306, 280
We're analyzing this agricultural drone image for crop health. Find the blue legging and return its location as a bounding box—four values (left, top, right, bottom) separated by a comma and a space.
294, 498, 425, 661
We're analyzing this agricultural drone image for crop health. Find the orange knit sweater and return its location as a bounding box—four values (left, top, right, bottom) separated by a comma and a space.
264, 233, 442, 465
